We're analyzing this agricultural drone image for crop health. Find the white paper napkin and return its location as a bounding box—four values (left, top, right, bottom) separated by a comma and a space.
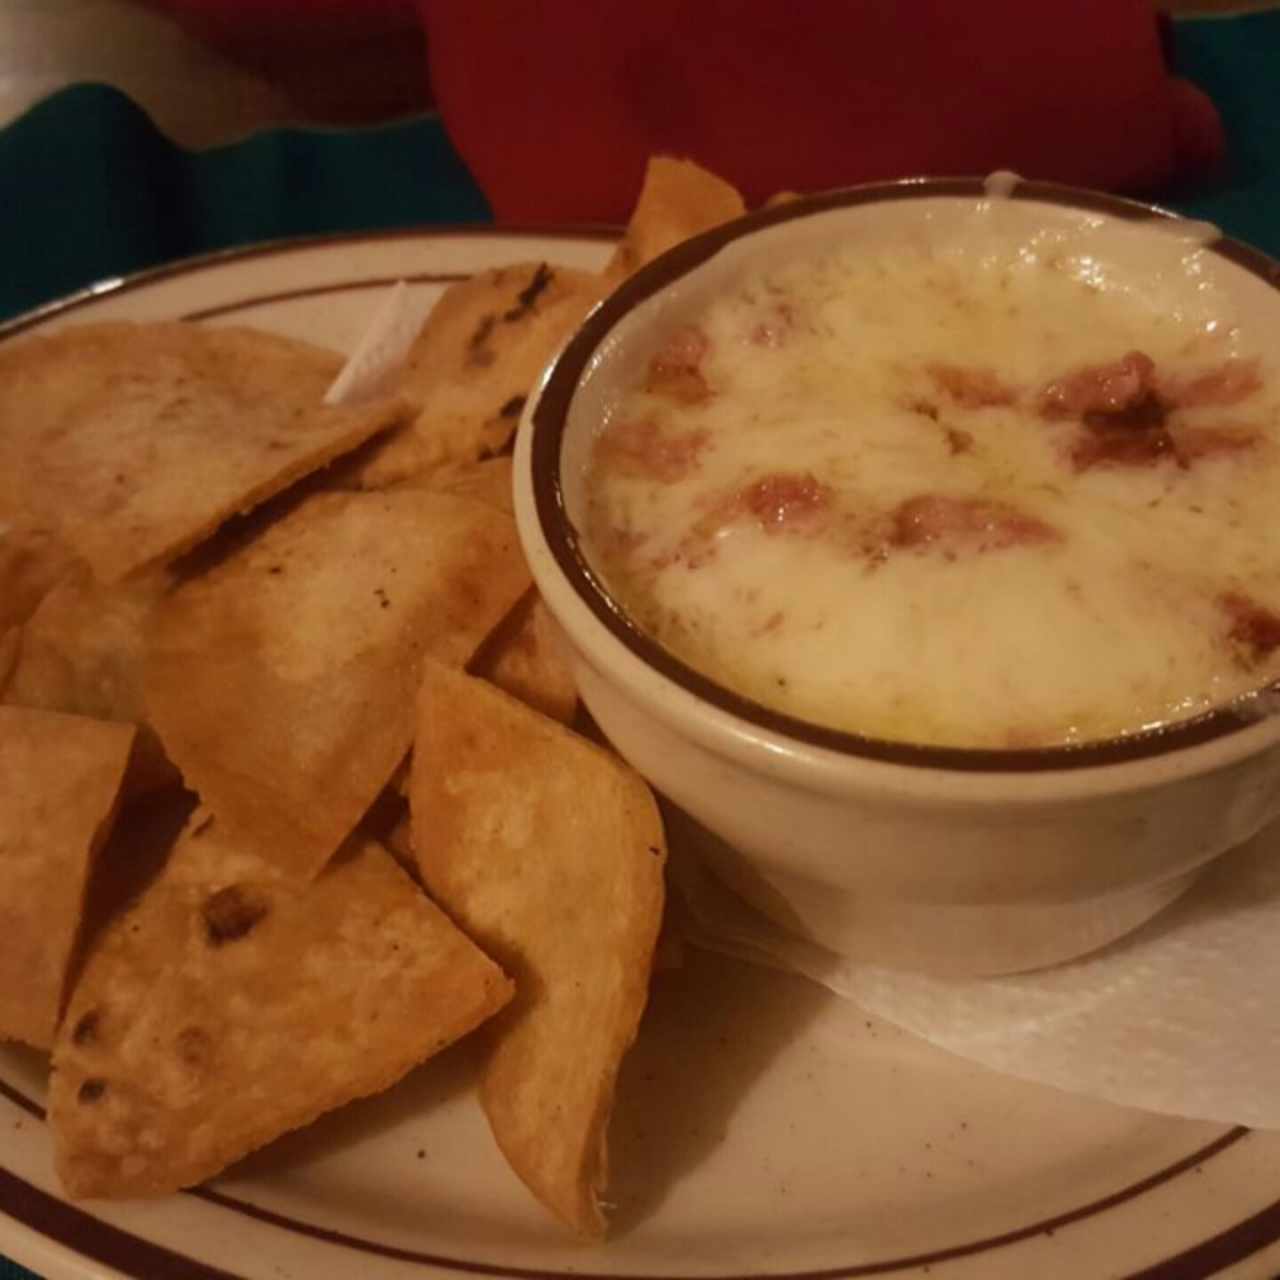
324, 280, 426, 406
672, 820, 1280, 1128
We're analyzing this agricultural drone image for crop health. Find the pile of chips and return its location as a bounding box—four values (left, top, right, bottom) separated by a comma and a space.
0, 158, 746, 1236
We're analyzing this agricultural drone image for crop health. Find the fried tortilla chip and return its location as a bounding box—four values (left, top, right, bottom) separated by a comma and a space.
0, 325, 132, 529
410, 664, 666, 1236
604, 157, 746, 283
0, 707, 135, 1049
340, 455, 517, 515
50, 814, 512, 1197
0, 522, 77, 631
470, 590, 578, 724
6, 564, 177, 793
2, 322, 409, 583
344, 263, 606, 490
423, 456, 515, 515
0, 628, 17, 696
764, 189, 803, 209
145, 490, 531, 881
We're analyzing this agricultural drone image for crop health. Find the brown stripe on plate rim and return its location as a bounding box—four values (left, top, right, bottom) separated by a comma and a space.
0, 223, 620, 339
0, 1069, 1272, 1280
0, 1165, 246, 1280
0, 1082, 244, 1280
179, 274, 469, 322
530, 176, 1280, 774
1125, 1193, 1280, 1279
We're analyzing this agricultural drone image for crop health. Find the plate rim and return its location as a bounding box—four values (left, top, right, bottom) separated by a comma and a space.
0, 222, 620, 340
3, 1055, 1278, 1280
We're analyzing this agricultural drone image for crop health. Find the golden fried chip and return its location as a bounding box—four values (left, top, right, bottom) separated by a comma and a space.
604, 157, 746, 283
410, 664, 666, 1236
0, 707, 135, 1049
424, 456, 515, 515
470, 590, 578, 724
2, 322, 409, 583
6, 564, 177, 794
7, 564, 158, 721
344, 263, 606, 490
50, 814, 512, 1197
0, 628, 16, 696
0, 522, 76, 631
145, 490, 531, 881
341, 455, 516, 515
0, 326, 137, 528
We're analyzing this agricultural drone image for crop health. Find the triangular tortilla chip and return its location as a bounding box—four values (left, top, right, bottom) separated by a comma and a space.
0, 521, 76, 631
6, 563, 177, 794
50, 814, 512, 1197
603, 157, 746, 283
0, 628, 17, 696
0, 326, 133, 529
469, 590, 579, 724
1, 322, 409, 583
423, 456, 515, 515
0, 707, 135, 1049
345, 263, 606, 490
340, 455, 516, 515
410, 663, 666, 1236
145, 490, 531, 881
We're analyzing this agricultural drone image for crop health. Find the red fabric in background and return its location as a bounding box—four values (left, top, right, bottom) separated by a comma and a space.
151, 0, 419, 41
143, 0, 1225, 222
422, 0, 1224, 222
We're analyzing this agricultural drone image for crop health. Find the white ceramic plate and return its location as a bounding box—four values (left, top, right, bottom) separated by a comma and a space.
4, 231, 1280, 1280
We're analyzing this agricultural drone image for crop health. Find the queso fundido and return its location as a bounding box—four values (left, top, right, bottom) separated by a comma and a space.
583, 210, 1280, 750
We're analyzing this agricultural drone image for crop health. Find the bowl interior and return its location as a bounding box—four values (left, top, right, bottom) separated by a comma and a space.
531, 178, 1280, 773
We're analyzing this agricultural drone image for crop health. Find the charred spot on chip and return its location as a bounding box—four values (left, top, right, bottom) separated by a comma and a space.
71, 1009, 102, 1046
503, 264, 554, 323
202, 885, 271, 946
175, 1025, 214, 1071
499, 395, 527, 420
77, 1078, 107, 1104
467, 315, 497, 368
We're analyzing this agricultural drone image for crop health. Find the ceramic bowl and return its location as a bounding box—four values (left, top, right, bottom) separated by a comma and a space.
513, 177, 1280, 976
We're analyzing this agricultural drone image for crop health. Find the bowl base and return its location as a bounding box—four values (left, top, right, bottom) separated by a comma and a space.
666, 804, 1206, 977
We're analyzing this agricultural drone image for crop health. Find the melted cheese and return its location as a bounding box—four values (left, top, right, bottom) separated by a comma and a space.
584, 241, 1280, 748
